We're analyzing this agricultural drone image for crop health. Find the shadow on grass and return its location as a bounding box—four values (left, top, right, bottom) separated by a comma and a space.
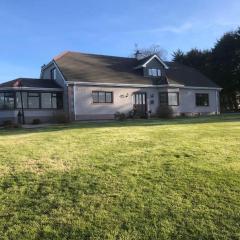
0, 114, 240, 137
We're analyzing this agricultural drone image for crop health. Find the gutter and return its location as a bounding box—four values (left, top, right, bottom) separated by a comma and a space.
66, 81, 222, 91
66, 81, 184, 88
0, 87, 63, 91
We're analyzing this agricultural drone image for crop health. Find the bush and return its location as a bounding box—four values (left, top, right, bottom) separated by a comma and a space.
3, 120, 13, 127
114, 112, 126, 121
2, 120, 21, 129
32, 119, 41, 125
128, 110, 148, 119
157, 106, 174, 119
54, 114, 69, 124
128, 110, 136, 119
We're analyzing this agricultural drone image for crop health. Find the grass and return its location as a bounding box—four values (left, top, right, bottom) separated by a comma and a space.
0, 114, 240, 239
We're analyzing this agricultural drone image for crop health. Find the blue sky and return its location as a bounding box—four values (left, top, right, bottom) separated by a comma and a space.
0, 0, 239, 82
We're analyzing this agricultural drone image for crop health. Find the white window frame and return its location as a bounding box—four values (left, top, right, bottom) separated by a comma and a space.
148, 68, 161, 77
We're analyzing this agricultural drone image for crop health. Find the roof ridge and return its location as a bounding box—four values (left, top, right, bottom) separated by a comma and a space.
53, 51, 71, 61
54, 51, 135, 60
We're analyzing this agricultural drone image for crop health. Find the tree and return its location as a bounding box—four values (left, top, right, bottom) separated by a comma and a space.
211, 28, 240, 110
132, 44, 167, 60
172, 49, 184, 63
173, 27, 240, 112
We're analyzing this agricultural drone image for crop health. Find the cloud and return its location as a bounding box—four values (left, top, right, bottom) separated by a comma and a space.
124, 22, 194, 35
149, 22, 193, 34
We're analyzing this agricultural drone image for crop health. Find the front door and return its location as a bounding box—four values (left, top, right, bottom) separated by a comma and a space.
133, 92, 147, 116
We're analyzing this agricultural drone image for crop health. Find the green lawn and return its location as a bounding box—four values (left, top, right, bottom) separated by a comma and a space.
0, 115, 240, 240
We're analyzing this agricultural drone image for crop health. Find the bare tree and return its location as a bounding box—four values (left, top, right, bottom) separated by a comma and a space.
132, 44, 168, 60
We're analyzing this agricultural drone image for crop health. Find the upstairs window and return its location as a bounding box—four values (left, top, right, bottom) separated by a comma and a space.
196, 93, 209, 106
159, 92, 179, 106
148, 68, 161, 77
50, 68, 57, 80
92, 91, 113, 103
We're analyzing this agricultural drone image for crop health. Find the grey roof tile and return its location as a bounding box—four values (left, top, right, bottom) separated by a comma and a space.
54, 51, 220, 88
0, 78, 62, 89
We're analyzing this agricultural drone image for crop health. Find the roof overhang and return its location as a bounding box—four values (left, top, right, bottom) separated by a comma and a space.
67, 81, 182, 88
0, 87, 63, 91
66, 81, 222, 90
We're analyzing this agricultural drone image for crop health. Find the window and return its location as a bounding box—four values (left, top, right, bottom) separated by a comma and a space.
133, 92, 146, 105
16, 92, 28, 109
57, 93, 63, 109
159, 92, 179, 106
0, 92, 15, 109
0, 91, 63, 110
52, 93, 57, 109
41, 92, 63, 109
148, 68, 161, 77
41, 93, 52, 108
92, 91, 113, 103
196, 93, 209, 106
168, 92, 179, 106
105, 92, 113, 103
28, 92, 40, 109
0, 93, 4, 109
50, 68, 57, 80
159, 92, 168, 106
99, 92, 106, 103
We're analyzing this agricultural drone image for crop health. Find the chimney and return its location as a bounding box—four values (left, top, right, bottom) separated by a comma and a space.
134, 50, 143, 60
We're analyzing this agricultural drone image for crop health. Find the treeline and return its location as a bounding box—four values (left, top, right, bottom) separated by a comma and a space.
173, 28, 240, 112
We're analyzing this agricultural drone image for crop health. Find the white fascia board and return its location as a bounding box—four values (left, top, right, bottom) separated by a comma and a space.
142, 55, 169, 69
66, 81, 222, 90
182, 86, 222, 91
40, 60, 68, 87
66, 81, 183, 88
41, 60, 54, 71
40, 61, 54, 78
52, 60, 67, 84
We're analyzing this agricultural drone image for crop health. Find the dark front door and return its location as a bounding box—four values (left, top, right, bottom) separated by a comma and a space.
133, 92, 147, 116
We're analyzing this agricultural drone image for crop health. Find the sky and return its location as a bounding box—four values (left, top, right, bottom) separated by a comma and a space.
0, 0, 239, 82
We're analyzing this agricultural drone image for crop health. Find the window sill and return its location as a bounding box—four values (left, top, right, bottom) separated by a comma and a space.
92, 103, 114, 104
196, 105, 210, 107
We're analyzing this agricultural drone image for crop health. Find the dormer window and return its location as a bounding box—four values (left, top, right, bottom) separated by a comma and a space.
148, 68, 161, 77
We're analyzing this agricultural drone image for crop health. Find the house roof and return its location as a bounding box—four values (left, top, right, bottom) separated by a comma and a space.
54, 52, 163, 85
165, 62, 220, 88
0, 78, 62, 89
54, 51, 220, 88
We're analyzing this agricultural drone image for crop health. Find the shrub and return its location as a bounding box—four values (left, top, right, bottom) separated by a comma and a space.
3, 120, 13, 127
2, 120, 21, 129
128, 110, 136, 119
157, 106, 174, 119
114, 112, 126, 121
54, 113, 69, 123
54, 114, 69, 124
32, 119, 41, 125
128, 109, 148, 119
